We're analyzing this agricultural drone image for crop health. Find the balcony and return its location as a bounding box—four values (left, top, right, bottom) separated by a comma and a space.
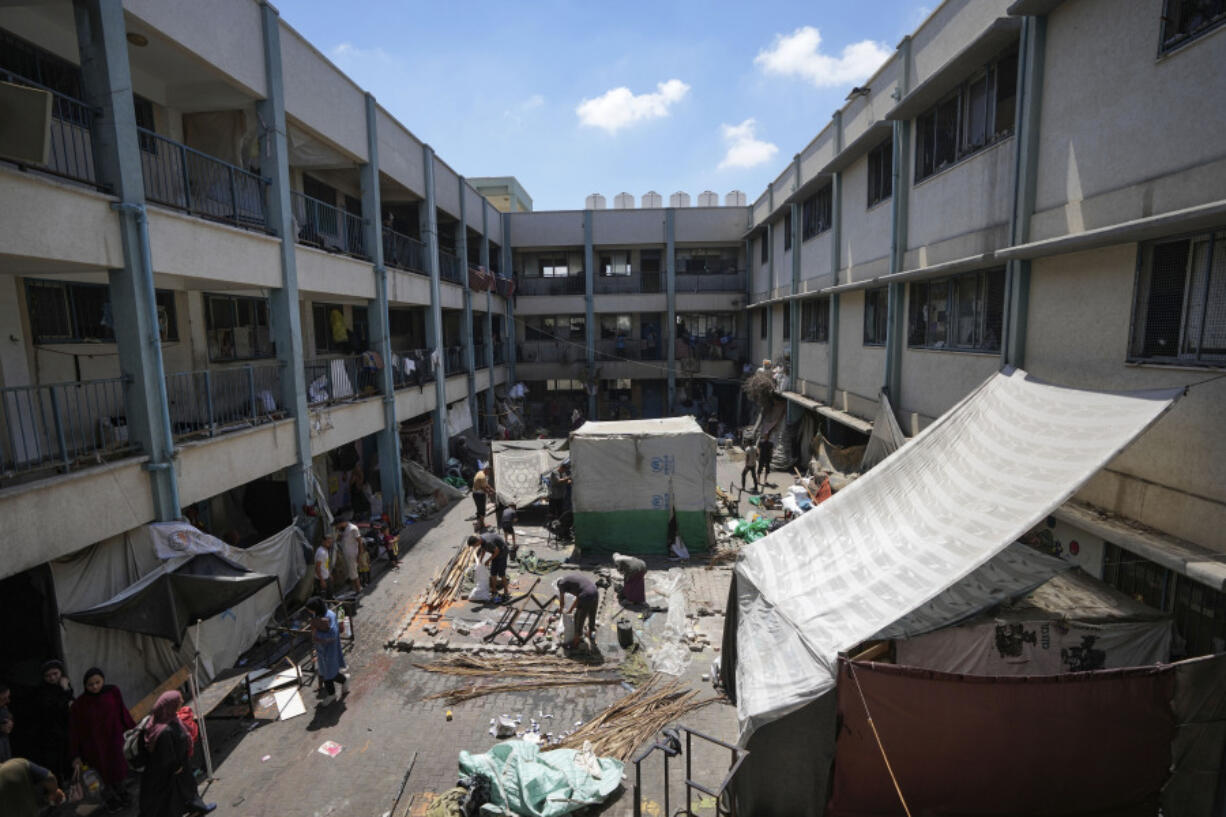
439, 250, 464, 285
516, 276, 584, 296
303, 355, 382, 407
390, 349, 436, 389
517, 341, 580, 364
675, 335, 748, 362
1, 363, 284, 487
139, 129, 269, 231
593, 274, 641, 295
291, 192, 367, 259
442, 345, 466, 376
1, 69, 98, 188
492, 342, 506, 366
473, 344, 486, 369
384, 228, 426, 275
675, 270, 747, 292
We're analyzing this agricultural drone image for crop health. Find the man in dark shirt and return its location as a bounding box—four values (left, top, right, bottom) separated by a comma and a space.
468, 532, 510, 601
556, 573, 599, 648
757, 437, 774, 485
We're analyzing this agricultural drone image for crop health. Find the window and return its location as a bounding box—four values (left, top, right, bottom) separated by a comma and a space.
677, 248, 738, 275
915, 48, 1018, 182
25, 280, 178, 344
782, 304, 791, 340
1104, 543, 1226, 657
783, 213, 792, 251
801, 297, 830, 342
867, 137, 893, 207
134, 95, 158, 153
1160, 0, 1226, 53
760, 232, 769, 265
802, 186, 833, 241
677, 313, 735, 339
312, 302, 347, 354
600, 314, 632, 339
600, 252, 631, 276
1129, 230, 1226, 365
206, 294, 271, 361
760, 310, 768, 339
908, 268, 1004, 352
525, 315, 583, 342
534, 255, 569, 277
863, 287, 888, 345
640, 250, 661, 273
546, 379, 584, 391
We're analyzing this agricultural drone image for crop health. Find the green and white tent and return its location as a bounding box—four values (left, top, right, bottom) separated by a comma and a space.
571, 417, 716, 554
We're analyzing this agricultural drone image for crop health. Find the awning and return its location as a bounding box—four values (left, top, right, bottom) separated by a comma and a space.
491, 438, 569, 507
727, 367, 1181, 739
780, 391, 874, 436
62, 552, 278, 647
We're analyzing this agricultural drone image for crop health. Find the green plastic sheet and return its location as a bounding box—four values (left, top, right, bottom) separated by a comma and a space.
458, 740, 623, 817
734, 517, 772, 542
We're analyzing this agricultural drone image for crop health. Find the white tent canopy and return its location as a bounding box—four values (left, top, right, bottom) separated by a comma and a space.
729, 368, 1181, 740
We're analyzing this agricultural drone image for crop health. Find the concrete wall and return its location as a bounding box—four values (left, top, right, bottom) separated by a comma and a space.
1025, 244, 1226, 552
907, 0, 1011, 88
279, 21, 367, 162
375, 105, 425, 196
515, 295, 586, 316
797, 341, 831, 389
295, 247, 376, 300
898, 347, 999, 427
123, 0, 265, 97
176, 419, 298, 506
308, 398, 384, 456
434, 156, 461, 219
907, 139, 1013, 255
592, 210, 666, 244
674, 207, 749, 241
388, 270, 433, 305
840, 155, 892, 282
1032, 0, 1226, 241
148, 207, 281, 288
800, 230, 834, 284
833, 289, 884, 417
0, 170, 123, 271
509, 211, 585, 247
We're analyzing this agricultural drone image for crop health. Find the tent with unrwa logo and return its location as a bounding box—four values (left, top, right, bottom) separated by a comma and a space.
570, 417, 716, 554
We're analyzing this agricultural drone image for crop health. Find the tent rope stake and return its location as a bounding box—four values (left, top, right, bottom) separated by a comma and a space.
847, 662, 912, 817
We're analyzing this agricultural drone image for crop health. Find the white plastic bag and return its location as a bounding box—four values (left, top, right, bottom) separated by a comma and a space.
670, 537, 690, 561
469, 562, 491, 601
556, 592, 576, 643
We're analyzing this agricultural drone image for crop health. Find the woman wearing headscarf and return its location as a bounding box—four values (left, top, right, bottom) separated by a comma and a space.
29, 659, 73, 784
69, 668, 135, 811
137, 691, 214, 817
306, 597, 348, 705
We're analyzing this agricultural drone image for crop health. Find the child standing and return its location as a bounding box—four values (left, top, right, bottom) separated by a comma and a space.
356, 541, 371, 590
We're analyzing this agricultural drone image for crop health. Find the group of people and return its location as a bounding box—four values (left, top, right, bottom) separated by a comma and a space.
0, 661, 215, 817
740, 434, 776, 493
314, 515, 398, 597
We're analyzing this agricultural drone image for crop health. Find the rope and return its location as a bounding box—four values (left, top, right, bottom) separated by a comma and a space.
846, 662, 913, 817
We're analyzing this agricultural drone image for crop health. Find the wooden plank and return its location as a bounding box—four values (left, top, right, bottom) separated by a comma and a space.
130, 666, 191, 721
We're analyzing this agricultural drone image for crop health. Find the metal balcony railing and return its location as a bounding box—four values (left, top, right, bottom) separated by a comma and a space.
492, 342, 506, 365
515, 276, 583, 296
473, 344, 487, 369
593, 274, 641, 294
1, 377, 134, 480
291, 192, 367, 259
640, 272, 662, 293
390, 349, 436, 389
597, 337, 644, 361
517, 341, 578, 364
439, 250, 464, 285
675, 270, 747, 292
303, 356, 382, 406
138, 128, 268, 230
384, 228, 426, 274
164, 363, 283, 439
676, 335, 747, 361
442, 346, 465, 375
0, 69, 99, 187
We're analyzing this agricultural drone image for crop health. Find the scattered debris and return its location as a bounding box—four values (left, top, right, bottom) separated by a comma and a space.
317, 740, 343, 758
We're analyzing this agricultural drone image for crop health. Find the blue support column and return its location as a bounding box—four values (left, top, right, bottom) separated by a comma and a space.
884, 36, 912, 405
828, 173, 842, 406
73, 0, 180, 520
665, 208, 677, 413
583, 210, 596, 419
421, 145, 448, 473
789, 170, 801, 418
255, 0, 313, 514
481, 203, 496, 435
501, 213, 516, 387
458, 178, 477, 427
360, 93, 402, 522
1003, 15, 1046, 370
766, 182, 775, 358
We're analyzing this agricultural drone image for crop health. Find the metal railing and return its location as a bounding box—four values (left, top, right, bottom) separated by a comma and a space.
473, 344, 487, 369
631, 726, 748, 817
138, 128, 268, 230
390, 349, 436, 389
164, 363, 283, 440
493, 342, 506, 365
517, 341, 576, 364
516, 276, 586, 296
442, 345, 465, 375
1, 378, 134, 479
676, 335, 747, 362
439, 251, 464, 285
303, 356, 382, 406
594, 274, 641, 294
0, 69, 99, 187
384, 228, 426, 274
597, 337, 643, 361
291, 192, 367, 259
640, 272, 662, 293
675, 270, 747, 292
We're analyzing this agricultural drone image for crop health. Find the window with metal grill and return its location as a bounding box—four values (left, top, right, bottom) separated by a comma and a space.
26, 280, 178, 344
1161, 0, 1226, 52
783, 213, 793, 252
760, 232, 769, 264
914, 48, 1017, 182
908, 268, 1005, 352
802, 186, 833, 241
600, 252, 631, 276
782, 304, 791, 340
760, 310, 768, 339
801, 297, 830, 342
206, 294, 270, 362
866, 138, 893, 208
863, 287, 888, 345
1129, 230, 1226, 365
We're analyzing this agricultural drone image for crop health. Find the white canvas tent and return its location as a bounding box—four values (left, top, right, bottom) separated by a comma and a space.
719, 368, 1183, 816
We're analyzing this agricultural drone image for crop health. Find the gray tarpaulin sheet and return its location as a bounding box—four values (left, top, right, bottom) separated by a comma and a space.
402, 458, 465, 500
859, 389, 906, 470
62, 552, 276, 646
727, 367, 1181, 740
492, 438, 568, 507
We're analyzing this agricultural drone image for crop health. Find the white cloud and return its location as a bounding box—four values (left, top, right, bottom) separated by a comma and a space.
504, 94, 547, 126
575, 79, 690, 134
755, 26, 890, 89
718, 119, 779, 170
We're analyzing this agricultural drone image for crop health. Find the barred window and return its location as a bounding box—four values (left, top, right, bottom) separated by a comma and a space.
863, 287, 888, 345
760, 310, 768, 339
26, 280, 178, 344
206, 294, 271, 362
760, 232, 769, 264
1129, 230, 1225, 365
801, 297, 830, 342
802, 186, 833, 241
783, 213, 792, 252
908, 268, 1004, 352
914, 48, 1017, 182
782, 304, 791, 340
1160, 0, 1226, 53
867, 138, 893, 208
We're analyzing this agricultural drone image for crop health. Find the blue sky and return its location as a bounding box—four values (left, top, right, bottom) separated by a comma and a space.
278, 1, 932, 210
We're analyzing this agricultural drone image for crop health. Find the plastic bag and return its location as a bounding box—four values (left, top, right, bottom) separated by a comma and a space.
469, 562, 491, 601
733, 517, 772, 542
670, 537, 690, 560
647, 571, 693, 676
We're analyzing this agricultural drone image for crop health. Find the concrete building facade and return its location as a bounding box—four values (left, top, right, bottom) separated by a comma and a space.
0, 0, 1223, 683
